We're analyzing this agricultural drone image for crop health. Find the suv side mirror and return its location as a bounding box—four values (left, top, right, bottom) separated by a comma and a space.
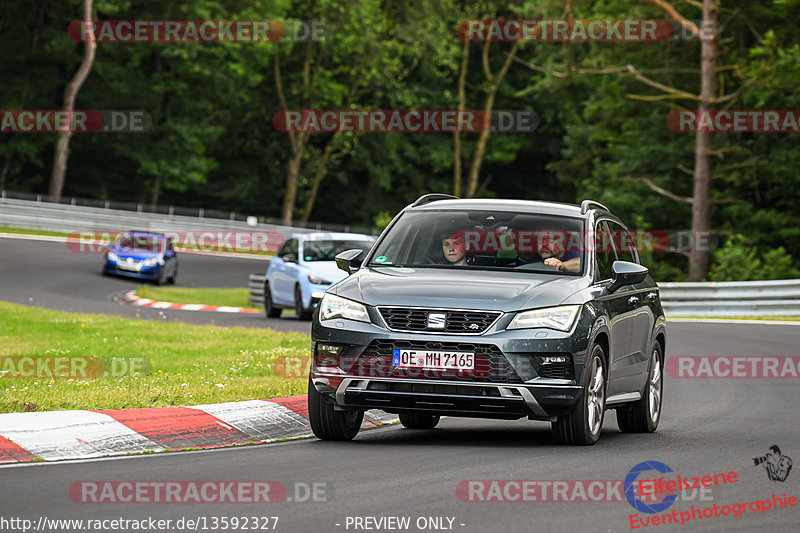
607, 261, 648, 293
283, 254, 298, 264
335, 249, 364, 275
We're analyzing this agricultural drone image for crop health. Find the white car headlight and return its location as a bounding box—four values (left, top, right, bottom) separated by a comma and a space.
319, 293, 370, 323
507, 305, 581, 331
107, 251, 118, 261
308, 274, 332, 285
142, 258, 159, 267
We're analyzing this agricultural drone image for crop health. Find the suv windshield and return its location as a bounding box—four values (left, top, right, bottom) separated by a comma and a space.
304, 240, 373, 262
369, 210, 584, 275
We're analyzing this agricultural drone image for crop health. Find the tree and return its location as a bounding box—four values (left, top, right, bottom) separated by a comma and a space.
48, 0, 96, 200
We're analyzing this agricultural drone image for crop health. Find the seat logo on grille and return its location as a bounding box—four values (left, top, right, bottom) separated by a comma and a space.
427, 312, 446, 329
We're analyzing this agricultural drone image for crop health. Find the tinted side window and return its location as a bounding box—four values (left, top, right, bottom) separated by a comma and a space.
278, 239, 298, 258
595, 221, 615, 281
607, 221, 638, 264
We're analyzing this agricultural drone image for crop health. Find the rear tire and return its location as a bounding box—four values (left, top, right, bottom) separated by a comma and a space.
168, 267, 177, 285
264, 282, 281, 318
295, 285, 312, 320
307, 377, 363, 441
617, 342, 663, 433
399, 413, 440, 429
552, 344, 606, 445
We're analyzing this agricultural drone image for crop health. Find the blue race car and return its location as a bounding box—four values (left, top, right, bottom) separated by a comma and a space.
102, 231, 178, 284
264, 232, 375, 320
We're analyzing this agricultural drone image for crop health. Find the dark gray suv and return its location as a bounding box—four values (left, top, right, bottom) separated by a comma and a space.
308, 195, 666, 445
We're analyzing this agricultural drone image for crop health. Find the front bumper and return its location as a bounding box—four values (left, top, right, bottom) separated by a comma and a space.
104, 262, 160, 280
310, 310, 594, 420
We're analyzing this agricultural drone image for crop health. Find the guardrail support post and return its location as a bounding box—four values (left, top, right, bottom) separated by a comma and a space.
199, 208, 204, 218
137, 203, 142, 214
169, 206, 174, 217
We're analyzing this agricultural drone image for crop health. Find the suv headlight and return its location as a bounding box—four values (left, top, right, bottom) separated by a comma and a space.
319, 293, 370, 323
308, 274, 331, 285
507, 305, 580, 332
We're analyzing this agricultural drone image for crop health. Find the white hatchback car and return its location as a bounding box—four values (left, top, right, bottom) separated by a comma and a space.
264, 232, 375, 319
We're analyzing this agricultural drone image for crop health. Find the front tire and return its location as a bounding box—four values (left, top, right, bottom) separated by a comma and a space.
264, 282, 281, 318
552, 344, 606, 445
399, 413, 440, 429
307, 377, 363, 441
295, 285, 312, 320
617, 342, 663, 433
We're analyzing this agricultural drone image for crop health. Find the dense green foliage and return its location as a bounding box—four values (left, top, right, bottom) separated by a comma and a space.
1, 0, 798, 280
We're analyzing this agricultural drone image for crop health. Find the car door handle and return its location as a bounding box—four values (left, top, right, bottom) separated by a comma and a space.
628, 296, 640, 305
647, 292, 658, 301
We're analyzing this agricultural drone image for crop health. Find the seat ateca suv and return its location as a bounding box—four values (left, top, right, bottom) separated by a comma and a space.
308, 195, 666, 445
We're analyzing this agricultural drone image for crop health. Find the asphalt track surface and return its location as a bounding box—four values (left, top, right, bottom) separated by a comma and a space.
0, 236, 309, 332
2, 236, 800, 532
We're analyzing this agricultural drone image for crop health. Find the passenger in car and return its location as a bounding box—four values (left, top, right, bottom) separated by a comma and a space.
440, 231, 468, 266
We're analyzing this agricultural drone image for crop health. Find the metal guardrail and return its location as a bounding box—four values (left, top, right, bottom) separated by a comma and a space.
0, 191, 378, 236
659, 279, 800, 316
246, 274, 800, 317
249, 273, 266, 307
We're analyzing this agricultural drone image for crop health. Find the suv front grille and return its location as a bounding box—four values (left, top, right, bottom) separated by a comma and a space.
378, 307, 502, 334
350, 339, 522, 383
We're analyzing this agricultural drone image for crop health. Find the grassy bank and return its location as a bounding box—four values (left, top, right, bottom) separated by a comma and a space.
0, 302, 310, 413
134, 286, 256, 309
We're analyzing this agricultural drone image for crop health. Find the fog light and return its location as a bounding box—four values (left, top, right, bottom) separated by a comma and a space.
542, 356, 568, 364
316, 343, 343, 357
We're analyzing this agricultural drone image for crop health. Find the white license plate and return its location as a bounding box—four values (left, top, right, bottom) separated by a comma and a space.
117, 262, 140, 271
392, 349, 474, 371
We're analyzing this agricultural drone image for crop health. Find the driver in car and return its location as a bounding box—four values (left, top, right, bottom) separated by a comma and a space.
440, 231, 468, 266
515, 231, 581, 272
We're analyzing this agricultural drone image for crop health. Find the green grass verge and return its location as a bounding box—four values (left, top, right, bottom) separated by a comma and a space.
667, 315, 800, 321
134, 286, 256, 309
0, 302, 310, 413
0, 226, 71, 238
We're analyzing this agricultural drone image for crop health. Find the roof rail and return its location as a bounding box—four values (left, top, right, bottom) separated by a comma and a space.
580, 200, 610, 214
411, 193, 459, 208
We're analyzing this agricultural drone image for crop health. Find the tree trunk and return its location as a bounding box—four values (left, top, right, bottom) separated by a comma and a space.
150, 174, 161, 209
282, 147, 304, 225
464, 40, 519, 198
300, 131, 341, 224
48, 0, 96, 201
689, 0, 717, 281
453, 38, 469, 196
